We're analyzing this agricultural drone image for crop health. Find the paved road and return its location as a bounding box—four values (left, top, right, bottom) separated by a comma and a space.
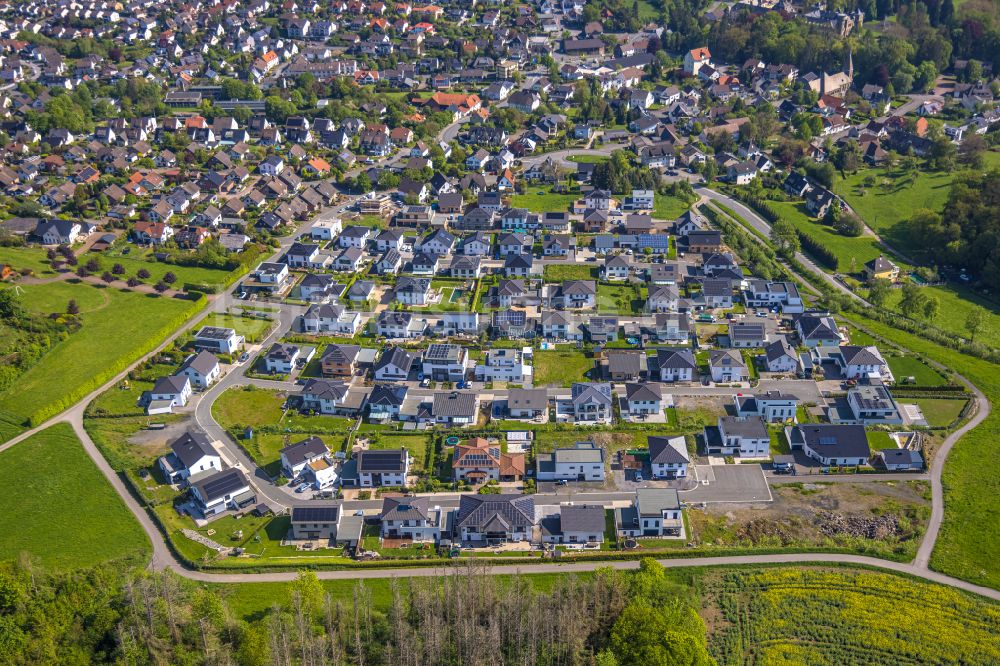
695, 188, 869, 306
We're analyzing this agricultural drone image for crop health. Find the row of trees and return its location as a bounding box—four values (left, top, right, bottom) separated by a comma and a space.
0, 558, 714, 666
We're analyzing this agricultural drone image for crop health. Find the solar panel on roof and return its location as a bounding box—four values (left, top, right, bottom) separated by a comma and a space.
292, 506, 339, 522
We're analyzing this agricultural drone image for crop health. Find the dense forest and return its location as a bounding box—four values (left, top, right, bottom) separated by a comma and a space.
0, 558, 714, 666
906, 169, 1000, 284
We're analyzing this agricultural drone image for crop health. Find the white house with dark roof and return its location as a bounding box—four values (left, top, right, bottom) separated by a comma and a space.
190, 468, 254, 518
624, 382, 663, 416
762, 338, 800, 374
709, 349, 748, 383
571, 382, 613, 424
158, 431, 222, 484
454, 493, 535, 544
647, 435, 689, 479
280, 436, 330, 479
352, 448, 410, 487
703, 416, 769, 457
146, 375, 192, 414
175, 350, 221, 389
379, 496, 447, 542
795, 313, 843, 348
734, 391, 799, 422
812, 345, 894, 382
535, 442, 606, 482
540, 504, 606, 545
432, 391, 480, 426
657, 348, 696, 382
786, 424, 871, 467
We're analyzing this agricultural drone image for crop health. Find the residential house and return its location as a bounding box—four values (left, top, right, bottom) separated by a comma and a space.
454, 494, 535, 544
540, 505, 606, 545
432, 391, 480, 426
158, 431, 222, 484
709, 350, 748, 382
190, 468, 254, 517
786, 424, 871, 467
616, 488, 683, 537
175, 351, 221, 389
624, 382, 663, 417
352, 448, 410, 488
374, 346, 419, 382
703, 416, 770, 457
571, 382, 613, 424
648, 436, 689, 479
734, 391, 799, 422
422, 343, 469, 381
506, 388, 549, 419
452, 437, 526, 483
657, 348, 697, 382
280, 436, 330, 479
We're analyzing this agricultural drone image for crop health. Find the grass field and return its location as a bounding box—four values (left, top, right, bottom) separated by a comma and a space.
543, 264, 597, 281
95, 246, 233, 289
883, 283, 1000, 350
0, 245, 62, 276
885, 354, 947, 386
910, 397, 967, 428
511, 185, 579, 213
866, 430, 898, 450
833, 153, 1000, 257
566, 154, 608, 164
212, 387, 287, 430
653, 195, 691, 220
596, 283, 642, 314
0, 423, 150, 569
851, 313, 1000, 589
0, 282, 198, 442
769, 200, 884, 271
533, 349, 595, 387
198, 312, 275, 343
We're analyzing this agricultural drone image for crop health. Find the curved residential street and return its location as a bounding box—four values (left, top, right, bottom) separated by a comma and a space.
0, 186, 993, 600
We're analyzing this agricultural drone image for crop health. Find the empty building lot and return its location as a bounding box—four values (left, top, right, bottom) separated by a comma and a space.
681, 464, 772, 503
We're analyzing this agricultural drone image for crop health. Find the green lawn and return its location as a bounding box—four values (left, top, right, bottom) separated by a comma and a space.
0, 282, 200, 441
596, 283, 642, 314
866, 430, 898, 450
0, 423, 150, 569
511, 186, 579, 213
833, 153, 1000, 257
543, 264, 597, 281
910, 398, 968, 428
566, 154, 609, 164
198, 312, 275, 343
883, 283, 1000, 350
653, 195, 691, 221
850, 313, 1000, 589
0, 245, 62, 276
769, 200, 885, 272
533, 349, 595, 387
212, 387, 286, 430
367, 434, 430, 474
94, 246, 233, 289
885, 354, 947, 386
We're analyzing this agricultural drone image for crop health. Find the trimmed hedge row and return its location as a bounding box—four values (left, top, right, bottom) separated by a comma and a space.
27, 294, 207, 427
797, 230, 839, 270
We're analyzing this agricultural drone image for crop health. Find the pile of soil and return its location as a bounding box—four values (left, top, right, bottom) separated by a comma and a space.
816, 512, 900, 540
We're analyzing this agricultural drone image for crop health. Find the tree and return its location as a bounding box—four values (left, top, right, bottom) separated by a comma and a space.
965, 307, 985, 342
154, 281, 169, 293
162, 271, 177, 285
355, 173, 373, 194
610, 600, 714, 666
0, 289, 25, 321
112, 263, 126, 275
770, 218, 800, 257
85, 258, 100, 273
137, 268, 151, 280
868, 278, 891, 308
923, 295, 939, 321
127, 277, 140, 288
898, 283, 927, 318
101, 271, 115, 284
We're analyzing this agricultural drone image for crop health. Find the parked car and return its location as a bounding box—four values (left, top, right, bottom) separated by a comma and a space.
295, 483, 310, 493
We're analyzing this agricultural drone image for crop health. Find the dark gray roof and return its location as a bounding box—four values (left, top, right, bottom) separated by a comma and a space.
379, 496, 430, 521
657, 348, 696, 369
368, 384, 408, 407
790, 424, 871, 458
607, 350, 645, 375
432, 391, 478, 416
455, 493, 535, 528
507, 388, 548, 411
192, 468, 249, 503
291, 502, 340, 523
356, 448, 408, 474
648, 436, 689, 464
281, 436, 328, 466
170, 431, 216, 469
719, 415, 768, 439
558, 505, 606, 533
177, 350, 219, 376
625, 382, 661, 402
